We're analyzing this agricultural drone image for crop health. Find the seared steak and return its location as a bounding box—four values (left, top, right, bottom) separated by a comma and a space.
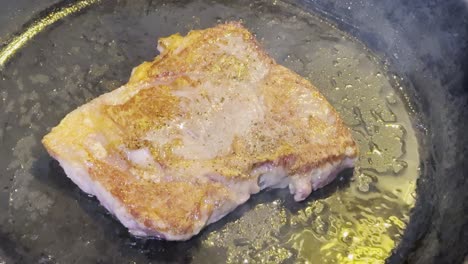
42, 22, 357, 240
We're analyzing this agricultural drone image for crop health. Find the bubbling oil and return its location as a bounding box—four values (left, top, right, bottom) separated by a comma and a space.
191, 1, 420, 263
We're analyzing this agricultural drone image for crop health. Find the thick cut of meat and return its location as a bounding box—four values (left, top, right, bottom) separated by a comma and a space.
42, 22, 358, 240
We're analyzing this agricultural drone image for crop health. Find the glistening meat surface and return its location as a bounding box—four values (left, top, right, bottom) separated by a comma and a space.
42, 22, 358, 241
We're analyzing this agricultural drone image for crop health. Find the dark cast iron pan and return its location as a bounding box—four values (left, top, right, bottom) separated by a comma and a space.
0, 0, 467, 263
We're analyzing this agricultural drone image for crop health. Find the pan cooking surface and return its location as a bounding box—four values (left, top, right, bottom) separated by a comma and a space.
0, 0, 422, 263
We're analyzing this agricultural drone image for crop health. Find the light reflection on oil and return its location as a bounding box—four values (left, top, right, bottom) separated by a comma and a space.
0, 0, 100, 67
195, 1, 420, 261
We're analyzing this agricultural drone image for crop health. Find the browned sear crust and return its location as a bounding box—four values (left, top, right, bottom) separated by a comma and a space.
42, 22, 357, 240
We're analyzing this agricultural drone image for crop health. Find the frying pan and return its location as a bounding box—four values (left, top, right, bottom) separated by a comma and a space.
0, 0, 467, 263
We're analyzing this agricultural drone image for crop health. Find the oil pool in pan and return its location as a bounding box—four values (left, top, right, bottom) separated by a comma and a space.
0, 0, 420, 263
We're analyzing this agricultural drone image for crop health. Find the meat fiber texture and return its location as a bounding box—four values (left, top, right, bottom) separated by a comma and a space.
42, 22, 358, 241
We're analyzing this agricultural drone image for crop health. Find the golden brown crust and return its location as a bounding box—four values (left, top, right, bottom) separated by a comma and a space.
42, 22, 357, 237
88, 159, 230, 235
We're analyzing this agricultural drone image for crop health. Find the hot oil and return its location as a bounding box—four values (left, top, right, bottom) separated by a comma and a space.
188, 1, 420, 263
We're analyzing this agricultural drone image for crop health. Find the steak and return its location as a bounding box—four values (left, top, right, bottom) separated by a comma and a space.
42, 22, 358, 240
